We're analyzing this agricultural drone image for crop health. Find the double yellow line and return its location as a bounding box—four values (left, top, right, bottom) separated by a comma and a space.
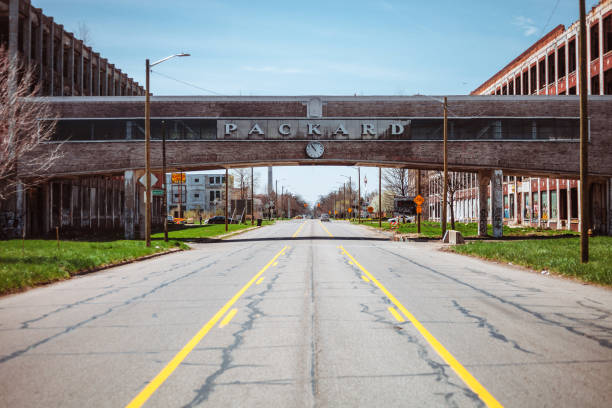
126, 245, 289, 408
340, 245, 503, 408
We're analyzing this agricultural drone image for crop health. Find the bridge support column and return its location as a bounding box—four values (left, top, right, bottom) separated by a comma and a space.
608, 178, 612, 236
478, 170, 491, 237
124, 170, 136, 239
492, 170, 504, 238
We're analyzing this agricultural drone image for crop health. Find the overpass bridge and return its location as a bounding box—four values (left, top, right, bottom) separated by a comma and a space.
10, 95, 612, 238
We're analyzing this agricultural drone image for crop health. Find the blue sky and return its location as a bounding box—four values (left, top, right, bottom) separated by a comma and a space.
35, 0, 599, 204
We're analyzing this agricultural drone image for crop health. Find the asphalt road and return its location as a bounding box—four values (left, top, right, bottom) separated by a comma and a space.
0, 220, 611, 407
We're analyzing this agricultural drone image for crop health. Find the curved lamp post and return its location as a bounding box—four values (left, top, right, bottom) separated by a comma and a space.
144, 53, 190, 247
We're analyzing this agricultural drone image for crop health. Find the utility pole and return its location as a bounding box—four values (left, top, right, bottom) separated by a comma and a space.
417, 169, 421, 234
251, 167, 254, 225
579, 0, 589, 263
442, 96, 448, 238
225, 168, 229, 232
358, 167, 361, 223
162, 120, 168, 242
275, 179, 278, 218
348, 176, 352, 220
144, 59, 151, 247
178, 170, 183, 220
343, 183, 346, 219
378, 167, 382, 228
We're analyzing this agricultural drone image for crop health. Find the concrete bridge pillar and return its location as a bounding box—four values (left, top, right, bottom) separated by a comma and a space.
124, 170, 136, 239
492, 170, 504, 238
478, 170, 491, 237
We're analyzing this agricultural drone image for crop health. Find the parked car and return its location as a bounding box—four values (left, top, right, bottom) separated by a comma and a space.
320, 214, 330, 222
205, 216, 232, 224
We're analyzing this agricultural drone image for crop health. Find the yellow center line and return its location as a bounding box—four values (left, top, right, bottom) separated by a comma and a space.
125, 245, 288, 408
292, 221, 307, 238
388, 306, 405, 322
273, 262, 278, 266
319, 221, 333, 237
361, 275, 370, 282
256, 276, 265, 285
219, 308, 238, 328
339, 245, 503, 408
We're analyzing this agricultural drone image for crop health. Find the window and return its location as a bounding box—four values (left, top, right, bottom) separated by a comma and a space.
508, 80, 514, 95
215, 191, 221, 199
557, 45, 566, 78
548, 53, 555, 85
605, 14, 612, 54
591, 23, 599, 61
194, 178, 199, 183
569, 86, 576, 95
194, 193, 200, 198
592, 74, 600, 95
551, 190, 558, 219
174, 194, 179, 198
523, 71, 529, 95
538, 59, 546, 89
215, 177, 220, 184
605, 70, 612, 95
530, 65, 537, 94
502, 84, 507, 95
210, 191, 215, 201
568, 38, 576, 72
222, 177, 226, 183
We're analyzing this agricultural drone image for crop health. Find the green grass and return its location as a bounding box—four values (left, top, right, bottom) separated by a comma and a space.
352, 220, 579, 239
151, 220, 274, 240
450, 237, 612, 285
0, 239, 187, 295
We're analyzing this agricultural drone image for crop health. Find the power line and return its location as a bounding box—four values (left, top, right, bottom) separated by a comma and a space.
541, 0, 561, 37
150, 69, 221, 95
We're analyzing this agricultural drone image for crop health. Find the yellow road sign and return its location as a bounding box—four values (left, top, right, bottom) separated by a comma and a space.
414, 195, 424, 205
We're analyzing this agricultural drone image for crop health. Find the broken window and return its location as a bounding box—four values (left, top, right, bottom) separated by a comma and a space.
538, 59, 546, 90
557, 45, 566, 78
548, 53, 555, 85
604, 14, 612, 54
568, 38, 576, 73
592, 74, 600, 95
591, 23, 599, 60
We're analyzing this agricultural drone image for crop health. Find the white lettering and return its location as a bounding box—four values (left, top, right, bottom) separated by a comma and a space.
279, 123, 291, 136
248, 123, 264, 135
224, 123, 237, 135
308, 123, 321, 135
333, 124, 348, 135
391, 123, 404, 135
362, 123, 376, 135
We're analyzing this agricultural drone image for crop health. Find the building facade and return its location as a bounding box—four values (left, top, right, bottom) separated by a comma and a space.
428, 0, 612, 233
166, 172, 230, 218
0, 0, 145, 96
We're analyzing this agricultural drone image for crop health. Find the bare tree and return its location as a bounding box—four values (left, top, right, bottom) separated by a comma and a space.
231, 168, 260, 200
431, 171, 472, 229
383, 168, 416, 197
0, 46, 60, 200
76, 22, 93, 47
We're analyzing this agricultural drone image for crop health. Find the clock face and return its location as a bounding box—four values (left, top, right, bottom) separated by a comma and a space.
306, 141, 324, 158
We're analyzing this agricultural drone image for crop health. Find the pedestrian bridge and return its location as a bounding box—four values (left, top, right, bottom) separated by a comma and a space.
14, 95, 612, 239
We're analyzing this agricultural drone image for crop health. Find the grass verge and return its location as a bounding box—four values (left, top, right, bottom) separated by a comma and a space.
151, 220, 274, 240
352, 220, 579, 238
0, 239, 188, 295
451, 236, 612, 285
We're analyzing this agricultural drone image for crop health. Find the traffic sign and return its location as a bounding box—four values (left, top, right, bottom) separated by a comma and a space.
414, 194, 425, 205
171, 173, 185, 183
139, 173, 158, 188
416, 205, 422, 214
347, 208, 352, 213
367, 206, 374, 213
152, 189, 164, 196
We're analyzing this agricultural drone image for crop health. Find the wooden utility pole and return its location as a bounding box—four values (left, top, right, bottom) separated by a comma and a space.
358, 167, 361, 223
251, 167, 254, 225
144, 59, 151, 247
378, 167, 382, 228
579, 0, 589, 263
162, 120, 168, 242
225, 168, 229, 232
442, 96, 448, 238
417, 169, 421, 234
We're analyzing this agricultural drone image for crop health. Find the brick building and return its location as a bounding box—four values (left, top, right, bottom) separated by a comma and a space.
428, 0, 612, 233
0, 0, 144, 96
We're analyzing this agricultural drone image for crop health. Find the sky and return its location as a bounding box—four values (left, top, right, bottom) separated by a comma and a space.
34, 0, 600, 204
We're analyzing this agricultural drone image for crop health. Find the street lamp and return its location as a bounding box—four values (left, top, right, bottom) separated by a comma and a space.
144, 53, 190, 247
340, 174, 352, 219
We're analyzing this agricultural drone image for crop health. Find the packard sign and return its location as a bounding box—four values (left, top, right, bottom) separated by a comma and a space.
217, 119, 412, 140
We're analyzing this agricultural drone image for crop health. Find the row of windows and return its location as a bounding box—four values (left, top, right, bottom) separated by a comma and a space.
50, 119, 217, 141
493, 14, 612, 95
48, 118, 579, 141
410, 118, 579, 141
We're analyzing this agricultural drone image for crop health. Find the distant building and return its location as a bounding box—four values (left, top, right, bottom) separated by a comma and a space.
166, 172, 232, 218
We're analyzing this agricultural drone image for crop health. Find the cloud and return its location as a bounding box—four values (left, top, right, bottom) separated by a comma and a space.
241, 66, 306, 74
513, 16, 538, 36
